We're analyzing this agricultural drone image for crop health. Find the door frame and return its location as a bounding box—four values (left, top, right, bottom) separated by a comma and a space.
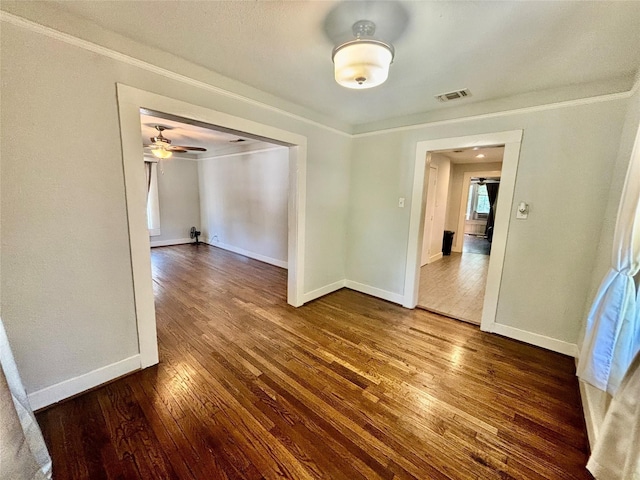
454, 170, 502, 253
116, 84, 307, 368
421, 163, 439, 266
403, 130, 522, 334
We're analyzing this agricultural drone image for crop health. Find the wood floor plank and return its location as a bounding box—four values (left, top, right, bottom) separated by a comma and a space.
37, 244, 592, 479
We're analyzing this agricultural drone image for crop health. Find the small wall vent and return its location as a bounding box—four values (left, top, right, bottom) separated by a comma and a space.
435, 88, 471, 102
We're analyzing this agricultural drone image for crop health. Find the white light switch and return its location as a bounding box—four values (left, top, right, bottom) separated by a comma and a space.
398, 197, 405, 208
516, 202, 529, 219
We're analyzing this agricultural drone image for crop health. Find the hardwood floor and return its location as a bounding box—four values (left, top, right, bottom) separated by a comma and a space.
37, 244, 592, 479
418, 252, 489, 324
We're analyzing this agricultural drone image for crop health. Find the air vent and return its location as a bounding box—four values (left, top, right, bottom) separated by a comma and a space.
435, 88, 471, 102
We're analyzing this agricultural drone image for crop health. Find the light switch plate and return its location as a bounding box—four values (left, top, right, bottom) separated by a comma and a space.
516, 202, 529, 219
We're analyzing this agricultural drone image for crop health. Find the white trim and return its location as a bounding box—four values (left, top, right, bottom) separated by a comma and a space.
302, 280, 346, 303
353, 90, 633, 138
27, 355, 140, 410
2, 10, 635, 142
428, 252, 443, 263
480, 140, 521, 331
198, 146, 286, 162
150, 237, 193, 248
148, 228, 161, 237
0, 11, 350, 139
490, 323, 579, 357
345, 280, 404, 305
205, 240, 288, 269
117, 85, 307, 369
404, 131, 522, 324
454, 170, 502, 252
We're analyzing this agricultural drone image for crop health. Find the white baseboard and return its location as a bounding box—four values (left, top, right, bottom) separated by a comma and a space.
302, 280, 346, 303
490, 323, 579, 357
28, 355, 141, 410
205, 239, 288, 269
344, 280, 404, 305
150, 237, 193, 247
428, 252, 443, 263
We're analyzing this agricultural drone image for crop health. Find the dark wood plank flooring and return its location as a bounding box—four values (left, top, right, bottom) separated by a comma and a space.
37, 244, 592, 479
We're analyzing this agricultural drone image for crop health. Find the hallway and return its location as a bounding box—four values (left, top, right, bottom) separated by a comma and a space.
418, 252, 490, 324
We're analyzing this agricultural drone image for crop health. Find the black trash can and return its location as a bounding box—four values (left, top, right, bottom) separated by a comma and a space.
442, 230, 455, 256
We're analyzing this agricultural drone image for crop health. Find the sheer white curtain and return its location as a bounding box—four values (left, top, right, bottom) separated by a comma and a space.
587, 350, 640, 479
577, 118, 640, 395
0, 318, 52, 479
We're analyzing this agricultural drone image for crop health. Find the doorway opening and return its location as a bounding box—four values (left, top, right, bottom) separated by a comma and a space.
141, 109, 289, 266
417, 147, 504, 324
117, 85, 307, 369
403, 130, 522, 336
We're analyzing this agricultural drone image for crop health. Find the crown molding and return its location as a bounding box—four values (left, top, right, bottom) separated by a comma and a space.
0, 10, 351, 138
352, 88, 634, 138
2, 10, 638, 142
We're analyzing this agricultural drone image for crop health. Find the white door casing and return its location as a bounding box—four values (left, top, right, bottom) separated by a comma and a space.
403, 130, 522, 337
116, 84, 307, 368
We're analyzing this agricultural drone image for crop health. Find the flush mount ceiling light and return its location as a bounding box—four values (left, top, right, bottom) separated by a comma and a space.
332, 20, 394, 89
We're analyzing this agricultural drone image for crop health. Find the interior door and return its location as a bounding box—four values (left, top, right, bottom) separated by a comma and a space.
421, 165, 438, 266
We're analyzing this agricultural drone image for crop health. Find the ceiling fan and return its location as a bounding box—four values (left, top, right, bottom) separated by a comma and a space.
144, 125, 207, 159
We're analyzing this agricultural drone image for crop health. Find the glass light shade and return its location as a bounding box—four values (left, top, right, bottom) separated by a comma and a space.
151, 147, 172, 159
333, 40, 394, 89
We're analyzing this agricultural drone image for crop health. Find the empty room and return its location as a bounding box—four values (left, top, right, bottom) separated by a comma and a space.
2, 2, 640, 480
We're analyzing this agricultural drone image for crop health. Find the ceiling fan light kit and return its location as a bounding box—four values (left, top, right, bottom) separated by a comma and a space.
151, 146, 173, 159
332, 20, 394, 89
144, 125, 207, 159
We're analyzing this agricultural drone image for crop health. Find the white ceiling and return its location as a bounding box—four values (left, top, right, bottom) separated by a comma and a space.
438, 146, 504, 164
52, 1, 640, 127
140, 113, 279, 159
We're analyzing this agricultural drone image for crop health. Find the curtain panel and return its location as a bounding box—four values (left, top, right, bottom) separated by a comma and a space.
587, 350, 640, 479
485, 182, 500, 240
578, 118, 640, 395
0, 318, 52, 479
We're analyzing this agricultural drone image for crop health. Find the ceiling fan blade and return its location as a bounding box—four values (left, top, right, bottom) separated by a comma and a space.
173, 146, 207, 151
168, 148, 189, 153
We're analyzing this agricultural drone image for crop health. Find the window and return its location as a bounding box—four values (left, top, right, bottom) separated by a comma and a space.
466, 183, 489, 220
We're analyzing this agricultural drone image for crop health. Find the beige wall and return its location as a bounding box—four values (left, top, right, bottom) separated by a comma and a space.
0, 2, 637, 403
577, 81, 640, 445
347, 99, 628, 346
198, 148, 289, 265
0, 19, 351, 394
151, 159, 201, 243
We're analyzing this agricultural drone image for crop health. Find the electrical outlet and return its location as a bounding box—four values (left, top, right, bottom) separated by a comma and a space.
398, 197, 405, 208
